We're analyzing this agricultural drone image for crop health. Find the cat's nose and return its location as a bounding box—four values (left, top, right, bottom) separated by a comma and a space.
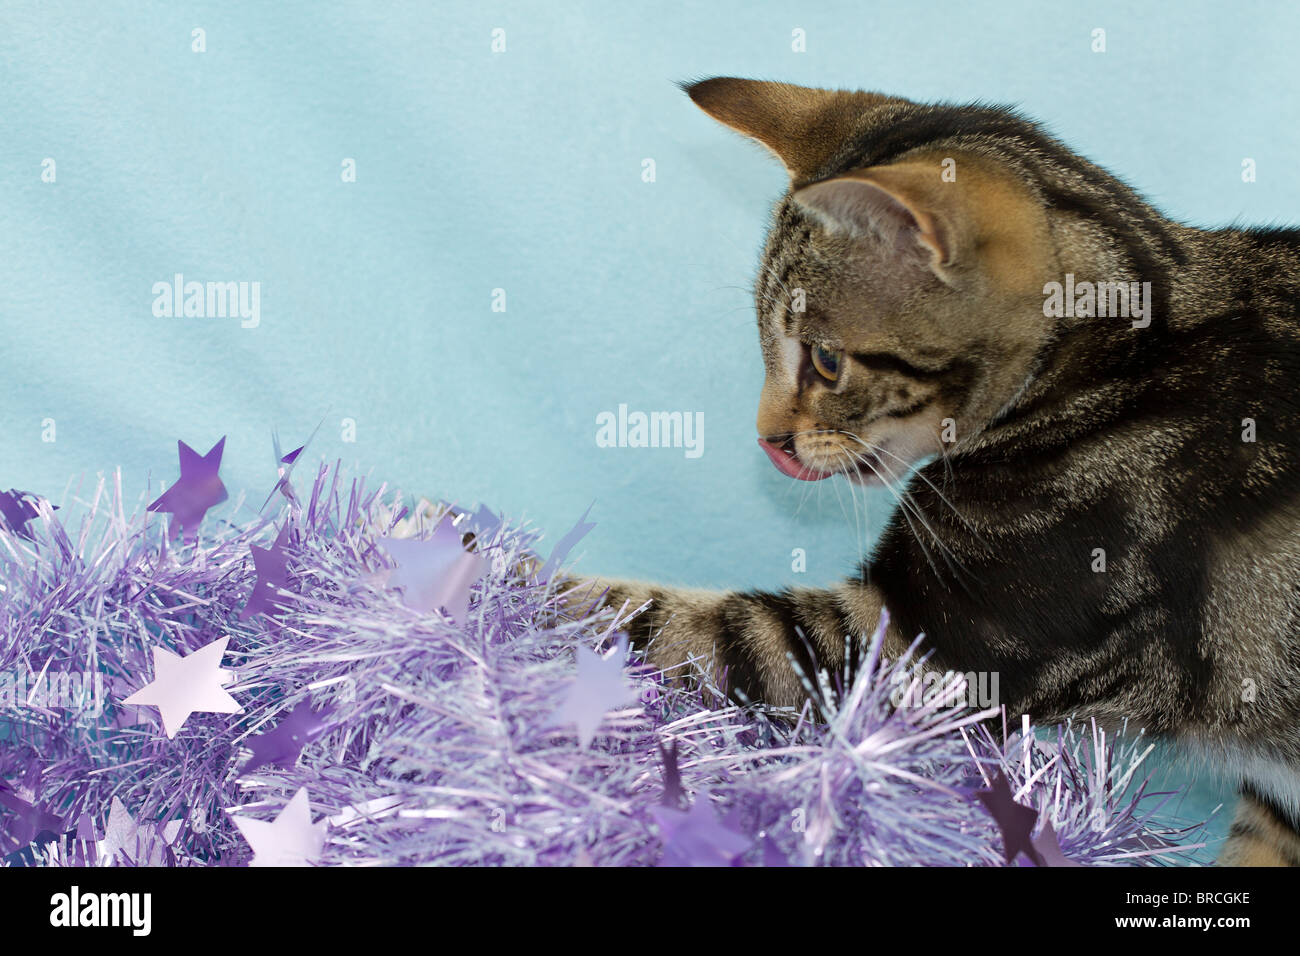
760, 432, 795, 450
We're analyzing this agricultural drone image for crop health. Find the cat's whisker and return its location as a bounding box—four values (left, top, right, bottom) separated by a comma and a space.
844, 444, 978, 587
835, 448, 877, 561
841, 432, 991, 553
768, 426, 976, 588
842, 447, 947, 582
774, 429, 866, 538
827, 449, 868, 560
860, 449, 981, 590
777, 433, 825, 521
762, 263, 795, 296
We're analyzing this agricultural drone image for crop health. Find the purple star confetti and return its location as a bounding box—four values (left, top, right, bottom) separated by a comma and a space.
0, 781, 64, 854
242, 700, 335, 774
466, 503, 504, 542
379, 514, 487, 621
260, 422, 323, 511
977, 772, 1042, 865
759, 834, 791, 867
122, 636, 242, 738
231, 787, 326, 867
240, 525, 293, 621
1025, 819, 1085, 867
650, 797, 752, 866
549, 639, 638, 747
535, 504, 595, 585
147, 437, 229, 542
0, 488, 56, 540
99, 797, 182, 866
658, 739, 686, 809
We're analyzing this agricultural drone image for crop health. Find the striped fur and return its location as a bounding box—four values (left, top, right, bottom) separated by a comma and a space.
1220, 789, 1300, 867
577, 79, 1300, 864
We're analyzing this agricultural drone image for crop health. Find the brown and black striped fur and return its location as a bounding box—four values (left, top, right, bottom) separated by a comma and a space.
572, 79, 1300, 865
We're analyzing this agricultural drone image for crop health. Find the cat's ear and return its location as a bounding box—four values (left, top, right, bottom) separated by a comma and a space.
684, 77, 895, 181
792, 163, 976, 284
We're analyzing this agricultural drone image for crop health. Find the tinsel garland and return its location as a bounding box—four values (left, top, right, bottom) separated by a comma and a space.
0, 457, 1210, 866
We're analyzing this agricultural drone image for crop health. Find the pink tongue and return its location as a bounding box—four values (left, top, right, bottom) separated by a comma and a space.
758, 438, 833, 481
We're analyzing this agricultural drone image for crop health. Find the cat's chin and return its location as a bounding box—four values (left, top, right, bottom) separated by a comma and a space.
846, 469, 881, 486
839, 446, 890, 486
845, 465, 885, 487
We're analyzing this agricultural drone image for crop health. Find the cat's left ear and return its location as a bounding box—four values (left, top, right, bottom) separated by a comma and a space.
792, 160, 1016, 286
683, 77, 899, 182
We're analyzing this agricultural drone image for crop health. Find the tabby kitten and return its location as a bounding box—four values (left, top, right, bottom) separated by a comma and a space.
571, 78, 1300, 866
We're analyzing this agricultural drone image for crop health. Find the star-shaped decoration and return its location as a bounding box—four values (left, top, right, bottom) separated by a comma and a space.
122, 636, 242, 738
759, 833, 791, 867
99, 797, 182, 866
242, 699, 335, 773
549, 640, 638, 747
379, 514, 487, 621
0, 782, 64, 854
535, 504, 595, 585
240, 525, 293, 621
976, 772, 1042, 865
466, 503, 504, 541
56, 816, 100, 866
75, 811, 98, 843
231, 787, 326, 867
658, 739, 686, 809
264, 443, 305, 508
1, 829, 80, 867
260, 422, 322, 511
0, 489, 56, 540
650, 797, 752, 866
147, 437, 229, 542
1024, 819, 1084, 867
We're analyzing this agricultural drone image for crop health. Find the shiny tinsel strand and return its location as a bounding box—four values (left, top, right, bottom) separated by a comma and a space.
0, 463, 1212, 866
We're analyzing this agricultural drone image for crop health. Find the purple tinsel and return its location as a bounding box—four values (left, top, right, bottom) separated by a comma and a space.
0, 460, 1210, 866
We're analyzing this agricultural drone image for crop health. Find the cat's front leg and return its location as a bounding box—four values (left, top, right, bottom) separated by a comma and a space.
1217, 788, 1300, 867
563, 576, 885, 707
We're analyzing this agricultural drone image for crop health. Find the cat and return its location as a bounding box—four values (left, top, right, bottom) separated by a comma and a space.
568, 78, 1300, 866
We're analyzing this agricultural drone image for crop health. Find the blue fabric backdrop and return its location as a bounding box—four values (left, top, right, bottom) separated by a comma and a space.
5, 0, 1295, 851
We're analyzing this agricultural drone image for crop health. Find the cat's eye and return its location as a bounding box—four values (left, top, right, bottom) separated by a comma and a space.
810, 345, 843, 383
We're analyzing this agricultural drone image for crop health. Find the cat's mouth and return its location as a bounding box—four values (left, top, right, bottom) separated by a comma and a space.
758, 438, 833, 481
758, 437, 884, 484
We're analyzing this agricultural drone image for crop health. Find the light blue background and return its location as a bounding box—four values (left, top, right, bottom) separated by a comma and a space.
4, 0, 1295, 850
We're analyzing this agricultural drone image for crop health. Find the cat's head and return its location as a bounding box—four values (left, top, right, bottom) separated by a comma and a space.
687, 78, 1062, 485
